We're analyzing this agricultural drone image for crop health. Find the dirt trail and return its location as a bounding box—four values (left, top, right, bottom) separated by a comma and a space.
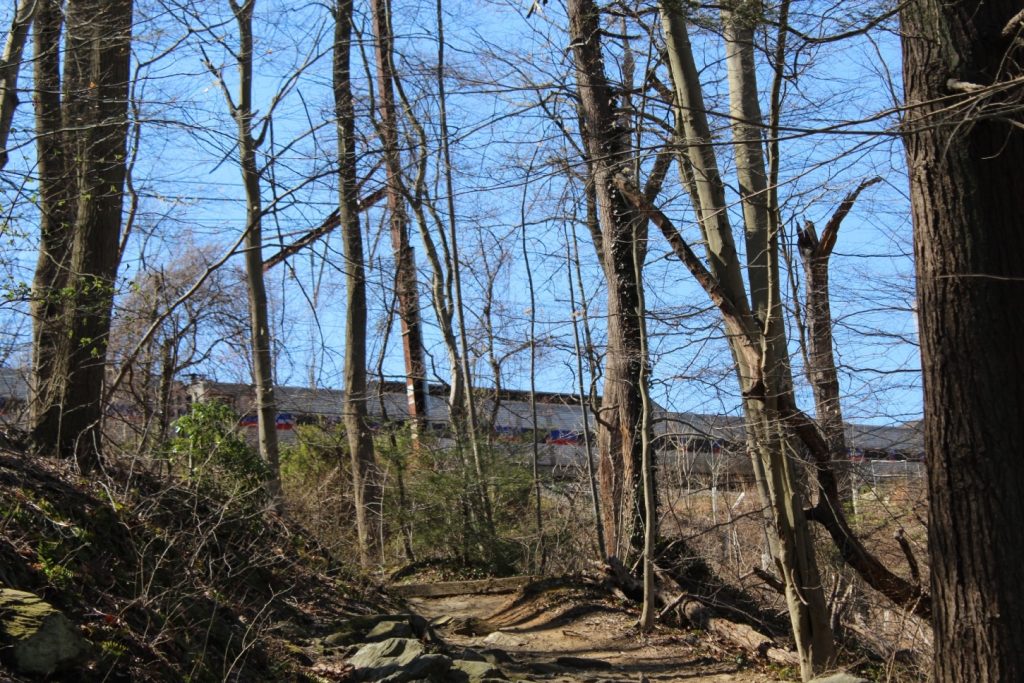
401, 580, 784, 682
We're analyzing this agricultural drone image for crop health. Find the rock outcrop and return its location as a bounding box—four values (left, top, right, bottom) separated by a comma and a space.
0, 588, 88, 676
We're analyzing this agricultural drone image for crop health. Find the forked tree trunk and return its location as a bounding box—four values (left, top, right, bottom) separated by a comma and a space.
796, 178, 881, 504
335, 0, 380, 566
30, 0, 133, 469
791, 184, 931, 622
566, 0, 651, 561
654, 3, 835, 676
901, 0, 1024, 679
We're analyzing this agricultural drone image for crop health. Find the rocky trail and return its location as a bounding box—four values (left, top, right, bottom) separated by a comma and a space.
333, 577, 790, 682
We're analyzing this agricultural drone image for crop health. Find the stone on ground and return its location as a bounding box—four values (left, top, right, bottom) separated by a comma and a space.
450, 658, 508, 681
348, 637, 452, 681
0, 588, 88, 676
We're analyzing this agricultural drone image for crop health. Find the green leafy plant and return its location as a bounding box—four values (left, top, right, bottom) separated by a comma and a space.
36, 539, 76, 589
170, 401, 269, 499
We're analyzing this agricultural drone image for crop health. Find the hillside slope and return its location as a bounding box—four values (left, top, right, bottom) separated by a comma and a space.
0, 446, 386, 681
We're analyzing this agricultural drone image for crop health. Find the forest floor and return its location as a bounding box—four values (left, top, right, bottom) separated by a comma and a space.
399, 578, 789, 682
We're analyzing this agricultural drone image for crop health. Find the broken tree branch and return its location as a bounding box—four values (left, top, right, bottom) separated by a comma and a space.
262, 187, 386, 271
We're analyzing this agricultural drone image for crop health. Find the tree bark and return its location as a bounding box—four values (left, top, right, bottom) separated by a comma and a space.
0, 0, 35, 170
796, 178, 880, 505
901, 0, 1024, 679
370, 0, 429, 439
567, 0, 649, 562
335, 0, 380, 566
228, 0, 281, 499
30, 0, 133, 469
641, 5, 837, 673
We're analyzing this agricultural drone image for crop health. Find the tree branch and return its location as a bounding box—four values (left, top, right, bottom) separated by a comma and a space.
262, 187, 387, 271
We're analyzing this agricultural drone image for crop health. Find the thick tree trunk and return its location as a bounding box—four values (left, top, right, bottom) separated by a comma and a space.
30, 0, 72, 459
30, 0, 133, 469
566, 0, 649, 561
370, 0, 428, 439
901, 1, 1024, 679
335, 0, 380, 566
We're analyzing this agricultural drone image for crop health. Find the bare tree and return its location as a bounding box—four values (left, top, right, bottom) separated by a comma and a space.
108, 247, 249, 449
205, 0, 282, 499
0, 0, 35, 170
369, 0, 429, 439
612, 2, 837, 675
796, 180, 881, 504
565, 0, 669, 560
335, 0, 380, 566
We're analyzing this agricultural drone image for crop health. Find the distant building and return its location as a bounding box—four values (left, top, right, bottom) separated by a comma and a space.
0, 367, 28, 426
0, 367, 923, 476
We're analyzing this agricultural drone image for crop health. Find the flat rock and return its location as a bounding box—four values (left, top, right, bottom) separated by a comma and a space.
325, 613, 436, 648
479, 648, 515, 664
481, 631, 524, 648
348, 637, 452, 682
365, 619, 414, 642
450, 658, 508, 681
0, 588, 88, 676
455, 647, 487, 662
527, 661, 569, 675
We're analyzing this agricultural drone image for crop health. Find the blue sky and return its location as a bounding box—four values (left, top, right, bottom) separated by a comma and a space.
0, 0, 920, 426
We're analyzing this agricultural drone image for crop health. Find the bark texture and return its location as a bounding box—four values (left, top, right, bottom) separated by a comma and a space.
370, 0, 429, 437
567, 0, 649, 561
30, 0, 133, 468
901, 0, 1024, 679
0, 0, 35, 170
228, 0, 281, 498
650, 4, 837, 675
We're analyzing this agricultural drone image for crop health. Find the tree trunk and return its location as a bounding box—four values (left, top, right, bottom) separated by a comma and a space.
370, 0, 428, 440
901, 1, 1024, 679
796, 178, 880, 506
566, 234, 607, 560
0, 0, 35, 170
335, 0, 380, 566
647, 5, 837, 675
228, 0, 281, 499
798, 227, 846, 487
567, 0, 649, 562
30, 0, 133, 469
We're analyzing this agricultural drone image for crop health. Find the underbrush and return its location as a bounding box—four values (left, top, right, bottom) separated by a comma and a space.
659, 467, 931, 681
0, 445, 385, 682
280, 425, 570, 578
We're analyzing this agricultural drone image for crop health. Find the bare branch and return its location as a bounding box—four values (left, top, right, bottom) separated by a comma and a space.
261, 187, 387, 271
